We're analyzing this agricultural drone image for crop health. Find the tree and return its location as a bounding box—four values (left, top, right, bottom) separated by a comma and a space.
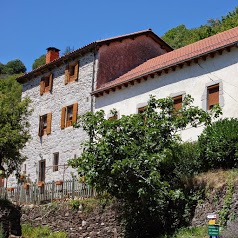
62, 46, 74, 55
162, 24, 195, 49
0, 75, 31, 178
69, 95, 221, 237
0, 63, 4, 75
32, 55, 45, 70
3, 60, 26, 75
198, 118, 238, 171
162, 7, 238, 49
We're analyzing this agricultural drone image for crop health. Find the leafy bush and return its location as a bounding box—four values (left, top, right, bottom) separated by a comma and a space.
174, 142, 201, 179
198, 118, 238, 171
0, 224, 5, 238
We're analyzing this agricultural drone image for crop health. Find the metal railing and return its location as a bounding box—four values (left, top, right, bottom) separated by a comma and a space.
0, 179, 96, 205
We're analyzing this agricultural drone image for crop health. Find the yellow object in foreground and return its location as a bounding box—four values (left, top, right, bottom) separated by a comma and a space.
208, 219, 216, 225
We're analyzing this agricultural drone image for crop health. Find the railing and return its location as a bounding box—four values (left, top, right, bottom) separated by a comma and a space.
0, 179, 96, 205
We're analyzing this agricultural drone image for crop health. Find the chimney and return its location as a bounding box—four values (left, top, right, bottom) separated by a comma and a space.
46, 47, 60, 64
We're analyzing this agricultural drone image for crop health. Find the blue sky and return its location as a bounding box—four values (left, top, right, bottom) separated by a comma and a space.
1, 1, 238, 72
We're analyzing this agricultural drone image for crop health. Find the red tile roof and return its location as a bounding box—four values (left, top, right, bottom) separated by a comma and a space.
94, 26, 238, 95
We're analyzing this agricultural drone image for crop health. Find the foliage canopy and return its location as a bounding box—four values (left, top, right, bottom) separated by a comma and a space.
198, 118, 238, 171
0, 75, 31, 177
0, 60, 26, 76
32, 54, 45, 70
162, 7, 238, 49
69, 95, 221, 237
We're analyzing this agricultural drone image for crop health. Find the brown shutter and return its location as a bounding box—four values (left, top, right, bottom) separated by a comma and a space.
40, 80, 45, 95
49, 73, 53, 92
74, 62, 79, 81
38, 116, 43, 136
61, 107, 66, 129
46, 113, 52, 135
208, 84, 219, 109
65, 65, 69, 85
72, 103, 78, 123
173, 95, 182, 111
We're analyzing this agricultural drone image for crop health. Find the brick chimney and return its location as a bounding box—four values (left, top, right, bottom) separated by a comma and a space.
46, 47, 60, 64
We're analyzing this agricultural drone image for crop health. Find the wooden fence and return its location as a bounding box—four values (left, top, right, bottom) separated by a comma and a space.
0, 179, 96, 205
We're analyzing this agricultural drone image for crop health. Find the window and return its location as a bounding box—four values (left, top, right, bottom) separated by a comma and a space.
207, 84, 219, 110
40, 73, 53, 95
138, 106, 146, 114
65, 62, 79, 84
38, 160, 46, 182
61, 103, 78, 129
173, 95, 183, 111
108, 115, 118, 120
53, 153, 59, 172
38, 113, 52, 136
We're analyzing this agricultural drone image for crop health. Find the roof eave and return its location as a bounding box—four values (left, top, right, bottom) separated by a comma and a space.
92, 41, 238, 97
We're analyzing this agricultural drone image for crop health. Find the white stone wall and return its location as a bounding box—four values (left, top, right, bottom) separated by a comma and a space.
95, 48, 238, 142
8, 52, 96, 186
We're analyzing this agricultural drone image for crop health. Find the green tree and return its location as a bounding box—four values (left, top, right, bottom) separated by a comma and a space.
32, 54, 45, 70
69, 95, 221, 237
63, 46, 74, 55
0, 75, 31, 178
0, 63, 4, 75
198, 118, 238, 171
162, 7, 238, 49
3, 60, 26, 75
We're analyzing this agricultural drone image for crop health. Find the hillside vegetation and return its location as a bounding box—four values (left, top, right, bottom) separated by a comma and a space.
162, 7, 238, 49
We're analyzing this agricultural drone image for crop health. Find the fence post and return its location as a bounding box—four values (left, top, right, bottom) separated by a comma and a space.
51, 181, 55, 203
72, 177, 75, 200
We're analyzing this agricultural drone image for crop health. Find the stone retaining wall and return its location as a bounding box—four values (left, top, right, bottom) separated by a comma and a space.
21, 201, 124, 238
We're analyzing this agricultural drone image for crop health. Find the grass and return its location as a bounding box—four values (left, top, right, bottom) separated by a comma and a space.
22, 224, 67, 238
161, 226, 208, 238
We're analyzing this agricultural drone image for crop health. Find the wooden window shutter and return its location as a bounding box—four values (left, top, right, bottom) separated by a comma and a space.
61, 107, 66, 129
65, 65, 69, 85
49, 73, 53, 92
46, 113, 52, 135
72, 103, 78, 123
208, 84, 219, 109
40, 80, 45, 95
38, 116, 44, 136
74, 62, 79, 81
173, 95, 183, 111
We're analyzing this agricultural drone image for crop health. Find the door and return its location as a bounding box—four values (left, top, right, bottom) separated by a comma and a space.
39, 160, 46, 182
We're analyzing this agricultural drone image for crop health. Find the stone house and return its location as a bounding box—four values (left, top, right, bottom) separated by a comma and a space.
6, 30, 171, 186
93, 26, 238, 141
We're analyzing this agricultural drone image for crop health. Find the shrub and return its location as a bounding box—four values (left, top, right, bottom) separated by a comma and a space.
174, 142, 201, 179
198, 118, 238, 171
